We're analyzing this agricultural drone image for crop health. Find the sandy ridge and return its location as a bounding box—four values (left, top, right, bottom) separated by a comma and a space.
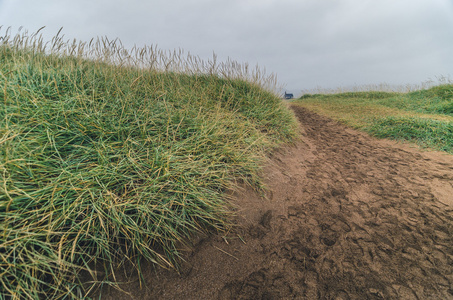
100, 106, 453, 300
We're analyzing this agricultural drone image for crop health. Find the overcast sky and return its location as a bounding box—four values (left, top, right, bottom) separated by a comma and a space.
1, 0, 452, 94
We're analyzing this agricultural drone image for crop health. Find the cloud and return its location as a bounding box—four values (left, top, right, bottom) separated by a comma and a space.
1, 0, 452, 92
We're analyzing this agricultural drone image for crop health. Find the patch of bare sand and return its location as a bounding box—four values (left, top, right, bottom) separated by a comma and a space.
96, 106, 453, 299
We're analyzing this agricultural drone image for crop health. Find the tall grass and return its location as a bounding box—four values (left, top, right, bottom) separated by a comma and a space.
294, 85, 453, 153
0, 27, 298, 299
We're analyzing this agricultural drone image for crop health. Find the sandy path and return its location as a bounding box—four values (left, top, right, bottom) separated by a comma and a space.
100, 106, 453, 299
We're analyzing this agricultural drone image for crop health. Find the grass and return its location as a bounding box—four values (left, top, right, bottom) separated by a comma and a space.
294, 85, 453, 153
0, 27, 298, 299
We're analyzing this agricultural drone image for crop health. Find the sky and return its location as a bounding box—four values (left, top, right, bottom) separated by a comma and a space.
1, 0, 452, 95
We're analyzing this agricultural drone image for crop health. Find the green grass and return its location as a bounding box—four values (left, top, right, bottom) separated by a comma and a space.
0, 28, 298, 299
370, 85, 453, 115
366, 117, 453, 153
294, 86, 453, 153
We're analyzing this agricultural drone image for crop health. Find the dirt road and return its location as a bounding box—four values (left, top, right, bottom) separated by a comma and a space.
100, 106, 453, 299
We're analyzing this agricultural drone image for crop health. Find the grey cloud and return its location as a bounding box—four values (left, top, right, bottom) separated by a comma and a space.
0, 0, 452, 94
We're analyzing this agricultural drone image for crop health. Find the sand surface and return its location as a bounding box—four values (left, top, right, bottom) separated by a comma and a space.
98, 106, 453, 299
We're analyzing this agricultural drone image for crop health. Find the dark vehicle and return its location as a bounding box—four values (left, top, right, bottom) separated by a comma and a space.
284, 92, 294, 99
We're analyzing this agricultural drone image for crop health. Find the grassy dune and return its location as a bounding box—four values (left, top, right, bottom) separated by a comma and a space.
0, 29, 298, 299
294, 85, 453, 153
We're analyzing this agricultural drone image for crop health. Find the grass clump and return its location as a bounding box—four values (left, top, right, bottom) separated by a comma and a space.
0, 27, 298, 299
294, 84, 453, 153
365, 117, 453, 153
374, 84, 453, 115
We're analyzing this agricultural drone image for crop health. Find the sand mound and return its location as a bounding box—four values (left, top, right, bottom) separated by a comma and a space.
99, 106, 453, 299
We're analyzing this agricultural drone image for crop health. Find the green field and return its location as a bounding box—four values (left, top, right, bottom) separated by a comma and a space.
0, 30, 298, 299
293, 86, 453, 153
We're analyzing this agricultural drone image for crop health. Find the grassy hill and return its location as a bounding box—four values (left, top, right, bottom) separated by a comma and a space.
0, 29, 298, 299
294, 85, 453, 153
